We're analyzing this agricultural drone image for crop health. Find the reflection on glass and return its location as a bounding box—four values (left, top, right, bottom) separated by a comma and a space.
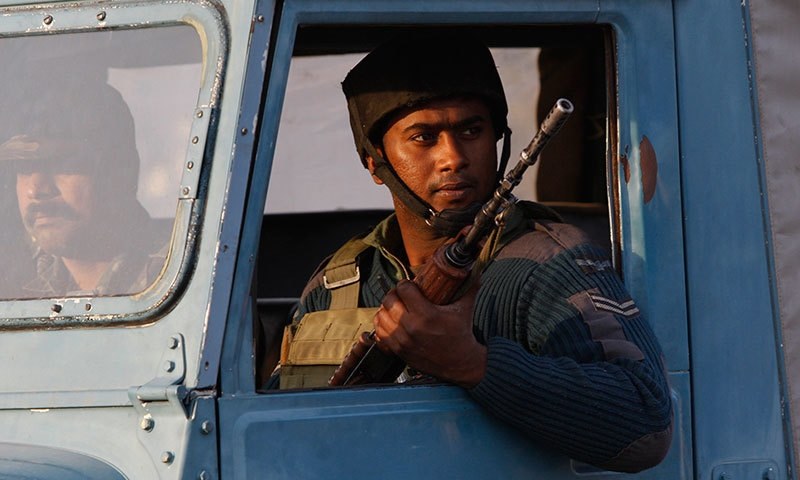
0, 26, 201, 299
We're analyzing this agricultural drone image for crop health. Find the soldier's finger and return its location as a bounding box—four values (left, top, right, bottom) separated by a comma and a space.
374, 306, 411, 354
381, 287, 408, 317
393, 280, 428, 311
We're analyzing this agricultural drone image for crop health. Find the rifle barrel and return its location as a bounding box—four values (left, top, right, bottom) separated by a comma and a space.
459, 98, 573, 253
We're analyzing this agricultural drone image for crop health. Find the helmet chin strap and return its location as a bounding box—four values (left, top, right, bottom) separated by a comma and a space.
365, 127, 512, 238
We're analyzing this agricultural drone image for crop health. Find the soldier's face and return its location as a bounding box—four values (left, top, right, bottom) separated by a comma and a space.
16, 166, 99, 258
377, 97, 498, 213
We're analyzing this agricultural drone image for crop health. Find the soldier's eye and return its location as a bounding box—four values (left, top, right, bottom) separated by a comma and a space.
461, 126, 482, 138
411, 132, 436, 143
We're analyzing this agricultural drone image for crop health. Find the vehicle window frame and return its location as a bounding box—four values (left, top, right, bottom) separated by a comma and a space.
253, 19, 619, 392
0, 0, 227, 330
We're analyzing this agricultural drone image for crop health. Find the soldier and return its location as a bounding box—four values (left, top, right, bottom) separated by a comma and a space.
278, 33, 672, 472
0, 84, 168, 297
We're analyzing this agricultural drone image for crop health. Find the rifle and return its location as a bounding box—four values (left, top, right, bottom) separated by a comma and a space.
328, 98, 574, 387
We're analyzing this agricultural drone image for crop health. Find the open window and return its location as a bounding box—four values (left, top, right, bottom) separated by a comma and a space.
255, 24, 616, 389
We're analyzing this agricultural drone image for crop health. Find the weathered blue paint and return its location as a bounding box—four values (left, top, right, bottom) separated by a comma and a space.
599, 0, 689, 372
0, 0, 795, 478
211, 0, 273, 395
674, 1, 788, 478
218, 0, 278, 398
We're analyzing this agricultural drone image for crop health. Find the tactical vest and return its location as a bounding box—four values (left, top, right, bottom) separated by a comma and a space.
278, 201, 561, 389
279, 238, 377, 389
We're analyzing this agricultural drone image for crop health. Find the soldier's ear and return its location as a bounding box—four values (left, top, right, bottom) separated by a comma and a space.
365, 155, 384, 186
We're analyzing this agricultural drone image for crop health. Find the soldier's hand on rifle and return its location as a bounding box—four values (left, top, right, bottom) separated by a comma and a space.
373, 279, 487, 388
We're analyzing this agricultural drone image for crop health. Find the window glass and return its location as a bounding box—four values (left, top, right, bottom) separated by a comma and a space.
0, 26, 201, 299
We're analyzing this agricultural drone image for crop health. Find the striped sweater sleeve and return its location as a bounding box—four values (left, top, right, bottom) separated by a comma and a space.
467, 224, 672, 472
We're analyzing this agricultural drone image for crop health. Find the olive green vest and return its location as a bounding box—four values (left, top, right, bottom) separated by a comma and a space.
279, 237, 378, 389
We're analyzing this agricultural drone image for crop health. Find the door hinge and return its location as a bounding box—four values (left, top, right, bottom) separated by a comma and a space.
128, 333, 189, 418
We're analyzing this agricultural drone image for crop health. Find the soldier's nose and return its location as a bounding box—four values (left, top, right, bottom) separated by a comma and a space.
20, 172, 58, 199
436, 135, 469, 172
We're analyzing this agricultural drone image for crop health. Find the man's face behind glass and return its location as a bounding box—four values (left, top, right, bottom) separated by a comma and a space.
15, 160, 101, 260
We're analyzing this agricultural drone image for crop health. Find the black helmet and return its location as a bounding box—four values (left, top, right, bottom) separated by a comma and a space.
342, 32, 512, 236
0, 83, 141, 198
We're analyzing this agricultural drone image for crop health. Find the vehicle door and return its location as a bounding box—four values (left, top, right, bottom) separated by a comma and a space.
218, 0, 691, 478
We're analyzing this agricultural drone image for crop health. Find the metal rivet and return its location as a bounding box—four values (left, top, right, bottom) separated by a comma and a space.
192, 136, 199, 144
719, 473, 731, 480
164, 361, 175, 373
198, 471, 210, 480
84, 303, 92, 311
43, 15, 53, 25
51, 304, 62, 313
182, 186, 190, 196
161, 451, 174, 464
196, 110, 204, 118
763, 467, 777, 480
96, 11, 106, 21
168, 336, 180, 349
200, 420, 214, 435
140, 415, 155, 432
186, 161, 194, 170
256, 14, 265, 22
240, 127, 248, 135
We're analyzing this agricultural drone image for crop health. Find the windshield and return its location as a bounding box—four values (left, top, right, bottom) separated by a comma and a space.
0, 26, 201, 299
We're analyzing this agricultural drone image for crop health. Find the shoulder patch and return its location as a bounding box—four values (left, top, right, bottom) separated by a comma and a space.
568, 289, 644, 361
588, 293, 640, 317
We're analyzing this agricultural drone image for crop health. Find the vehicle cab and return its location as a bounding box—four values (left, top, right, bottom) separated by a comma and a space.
0, 0, 796, 479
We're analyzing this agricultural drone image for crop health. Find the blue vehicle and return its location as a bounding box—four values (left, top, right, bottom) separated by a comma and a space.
0, 0, 797, 478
